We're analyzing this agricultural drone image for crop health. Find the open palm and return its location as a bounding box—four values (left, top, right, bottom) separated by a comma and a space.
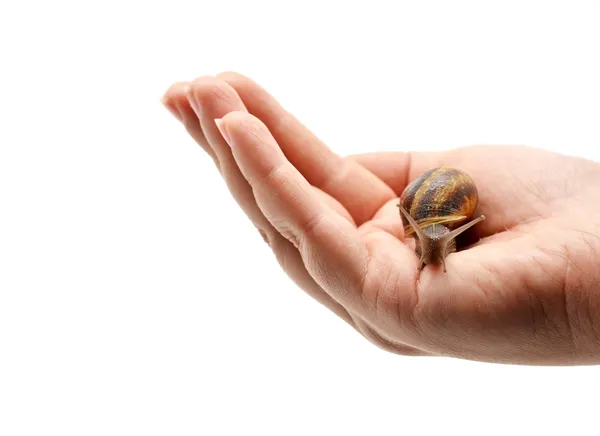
162, 72, 600, 365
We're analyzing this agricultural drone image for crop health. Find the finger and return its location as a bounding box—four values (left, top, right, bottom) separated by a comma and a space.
186, 77, 246, 169
164, 79, 271, 234
218, 71, 396, 224
268, 234, 355, 326
348, 151, 443, 195
183, 77, 356, 324
184, 77, 356, 229
217, 111, 371, 311
185, 77, 271, 229
161, 82, 219, 168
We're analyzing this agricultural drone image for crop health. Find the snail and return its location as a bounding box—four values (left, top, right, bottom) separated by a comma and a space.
397, 167, 485, 273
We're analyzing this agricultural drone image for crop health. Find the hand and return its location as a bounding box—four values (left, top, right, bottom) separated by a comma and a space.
161, 72, 600, 365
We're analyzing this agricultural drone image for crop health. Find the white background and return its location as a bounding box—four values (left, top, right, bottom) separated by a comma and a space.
1, 1, 600, 435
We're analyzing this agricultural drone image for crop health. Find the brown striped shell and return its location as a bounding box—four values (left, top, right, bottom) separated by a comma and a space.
397, 166, 486, 273
399, 167, 479, 237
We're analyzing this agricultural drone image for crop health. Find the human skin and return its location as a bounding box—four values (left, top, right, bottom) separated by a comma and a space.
161, 72, 600, 365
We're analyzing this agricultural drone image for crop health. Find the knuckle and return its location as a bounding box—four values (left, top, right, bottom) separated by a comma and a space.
358, 322, 425, 356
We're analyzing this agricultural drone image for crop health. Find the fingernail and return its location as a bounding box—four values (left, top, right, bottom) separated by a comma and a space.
186, 90, 201, 116
214, 118, 231, 145
258, 228, 270, 245
167, 104, 184, 122
161, 96, 183, 122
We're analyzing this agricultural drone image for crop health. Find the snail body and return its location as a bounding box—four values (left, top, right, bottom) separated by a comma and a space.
397, 167, 485, 272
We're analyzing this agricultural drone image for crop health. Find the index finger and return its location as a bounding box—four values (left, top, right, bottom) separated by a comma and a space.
218, 71, 397, 225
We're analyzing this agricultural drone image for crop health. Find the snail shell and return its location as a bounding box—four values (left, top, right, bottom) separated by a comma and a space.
398, 167, 485, 272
